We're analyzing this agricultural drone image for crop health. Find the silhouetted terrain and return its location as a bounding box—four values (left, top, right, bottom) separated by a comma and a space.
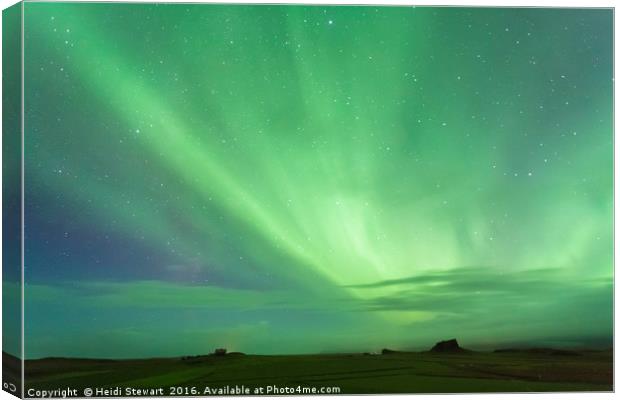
13, 345, 612, 395
3, 352, 22, 397
430, 338, 470, 353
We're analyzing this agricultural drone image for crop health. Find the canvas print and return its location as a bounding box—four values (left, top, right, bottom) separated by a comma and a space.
2, 2, 614, 397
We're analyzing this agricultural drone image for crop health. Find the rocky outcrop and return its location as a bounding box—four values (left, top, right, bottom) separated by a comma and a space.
430, 338, 464, 353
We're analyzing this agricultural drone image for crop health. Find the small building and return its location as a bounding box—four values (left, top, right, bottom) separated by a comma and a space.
214, 348, 227, 356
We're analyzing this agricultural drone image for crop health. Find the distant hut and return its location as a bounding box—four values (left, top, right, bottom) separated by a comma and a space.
214, 348, 227, 356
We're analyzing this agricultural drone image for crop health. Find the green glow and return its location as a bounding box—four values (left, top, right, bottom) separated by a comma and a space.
22, 4, 612, 358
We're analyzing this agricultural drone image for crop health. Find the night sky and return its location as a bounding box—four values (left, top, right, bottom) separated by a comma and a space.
18, 4, 612, 359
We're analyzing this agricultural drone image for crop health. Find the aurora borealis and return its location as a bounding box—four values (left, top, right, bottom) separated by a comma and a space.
15, 3, 613, 359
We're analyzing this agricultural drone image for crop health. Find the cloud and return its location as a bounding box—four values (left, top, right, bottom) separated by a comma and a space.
339, 267, 613, 350
347, 266, 611, 313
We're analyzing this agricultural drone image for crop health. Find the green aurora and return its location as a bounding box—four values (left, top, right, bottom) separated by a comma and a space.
12, 4, 615, 358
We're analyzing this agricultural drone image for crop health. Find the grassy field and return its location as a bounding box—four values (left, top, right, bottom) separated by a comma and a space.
17, 349, 613, 395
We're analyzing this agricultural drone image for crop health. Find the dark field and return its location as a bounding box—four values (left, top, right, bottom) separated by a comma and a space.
16, 349, 613, 396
